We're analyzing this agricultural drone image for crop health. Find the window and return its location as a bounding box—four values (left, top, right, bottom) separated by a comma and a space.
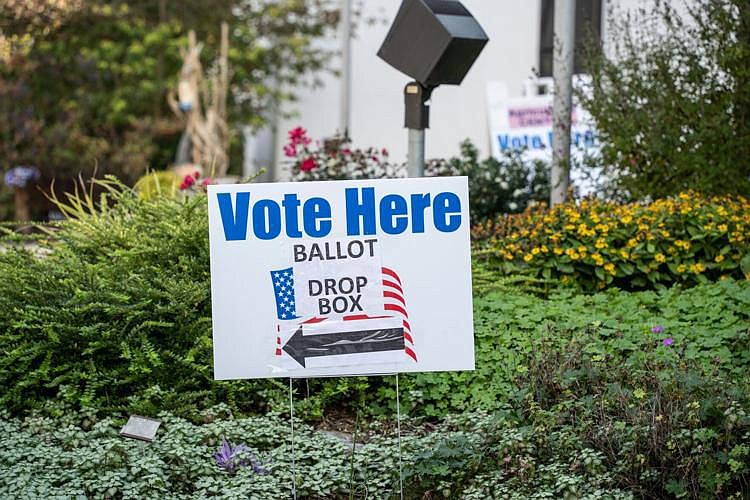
538, 0, 603, 77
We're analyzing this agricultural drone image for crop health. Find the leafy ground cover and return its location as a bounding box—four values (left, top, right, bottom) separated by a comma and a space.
0, 406, 640, 499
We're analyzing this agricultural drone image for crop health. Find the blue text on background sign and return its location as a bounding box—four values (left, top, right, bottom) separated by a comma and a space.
497, 130, 596, 152
217, 187, 463, 241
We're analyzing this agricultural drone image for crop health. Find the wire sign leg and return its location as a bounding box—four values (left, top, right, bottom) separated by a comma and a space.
289, 377, 297, 500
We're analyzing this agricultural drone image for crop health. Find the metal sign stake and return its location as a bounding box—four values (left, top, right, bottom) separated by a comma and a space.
396, 372, 404, 500
289, 377, 297, 500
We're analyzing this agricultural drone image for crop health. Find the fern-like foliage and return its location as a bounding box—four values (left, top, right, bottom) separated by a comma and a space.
0, 178, 279, 416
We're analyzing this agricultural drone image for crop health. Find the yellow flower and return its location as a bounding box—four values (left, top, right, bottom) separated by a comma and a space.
564, 224, 576, 231
655, 414, 664, 422
593, 253, 605, 266
553, 247, 564, 255
661, 230, 670, 238
718, 224, 728, 232
578, 246, 588, 255
715, 254, 725, 263
523, 253, 533, 263
690, 262, 706, 274
622, 215, 633, 224
655, 253, 666, 263
540, 245, 549, 253
675, 240, 690, 250
676, 264, 687, 274
595, 238, 607, 249
604, 263, 616, 275
531, 247, 541, 255
619, 249, 630, 259
678, 192, 690, 200
633, 388, 646, 399
566, 210, 580, 222
627, 238, 638, 248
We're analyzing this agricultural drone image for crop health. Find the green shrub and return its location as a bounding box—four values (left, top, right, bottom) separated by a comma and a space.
473, 192, 750, 291
0, 179, 287, 416
580, 0, 750, 199
286, 128, 549, 222
426, 140, 550, 221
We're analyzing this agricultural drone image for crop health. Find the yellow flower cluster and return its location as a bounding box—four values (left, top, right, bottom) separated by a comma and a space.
472, 192, 750, 290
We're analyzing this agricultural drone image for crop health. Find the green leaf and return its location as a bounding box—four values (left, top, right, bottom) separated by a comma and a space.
741, 254, 750, 277
595, 267, 605, 281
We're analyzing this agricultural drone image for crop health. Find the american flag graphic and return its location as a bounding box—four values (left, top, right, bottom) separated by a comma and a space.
270, 266, 417, 362
270, 267, 299, 320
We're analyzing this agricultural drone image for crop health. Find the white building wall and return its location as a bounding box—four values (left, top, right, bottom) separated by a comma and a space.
267, 0, 660, 179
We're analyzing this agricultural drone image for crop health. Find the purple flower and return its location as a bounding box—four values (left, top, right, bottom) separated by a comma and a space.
662, 337, 674, 346
214, 439, 269, 475
651, 325, 665, 334
4, 166, 40, 188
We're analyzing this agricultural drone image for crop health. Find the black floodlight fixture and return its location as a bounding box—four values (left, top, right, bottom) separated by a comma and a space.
377, 0, 488, 176
377, 0, 489, 88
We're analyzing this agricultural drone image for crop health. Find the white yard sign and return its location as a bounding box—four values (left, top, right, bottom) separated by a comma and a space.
207, 177, 474, 379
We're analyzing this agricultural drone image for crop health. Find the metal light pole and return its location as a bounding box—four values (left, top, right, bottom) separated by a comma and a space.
407, 129, 425, 177
551, 0, 576, 206
339, 0, 352, 139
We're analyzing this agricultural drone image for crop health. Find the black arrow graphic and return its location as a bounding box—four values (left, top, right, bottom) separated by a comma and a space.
282, 326, 405, 368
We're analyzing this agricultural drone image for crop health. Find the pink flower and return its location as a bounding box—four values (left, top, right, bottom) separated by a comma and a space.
662, 337, 673, 346
288, 126, 306, 141
651, 325, 664, 334
300, 157, 317, 172
283, 144, 297, 158
201, 178, 213, 186
193, 171, 200, 180
288, 127, 311, 146
381, 148, 389, 156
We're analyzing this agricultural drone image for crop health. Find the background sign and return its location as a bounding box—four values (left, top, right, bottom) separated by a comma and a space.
486, 78, 602, 195
208, 177, 474, 379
